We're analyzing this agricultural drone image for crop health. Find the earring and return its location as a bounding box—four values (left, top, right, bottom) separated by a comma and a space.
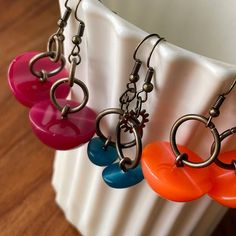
8, 0, 72, 107
87, 34, 165, 188
141, 77, 236, 202
207, 81, 236, 207
28, 0, 97, 150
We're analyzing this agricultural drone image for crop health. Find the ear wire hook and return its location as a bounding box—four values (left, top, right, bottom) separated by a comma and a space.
133, 33, 162, 61
119, 35, 163, 115
75, 0, 85, 25
73, 0, 85, 40
147, 37, 165, 69
206, 77, 236, 126
134, 36, 165, 116
223, 78, 236, 96
64, 0, 72, 10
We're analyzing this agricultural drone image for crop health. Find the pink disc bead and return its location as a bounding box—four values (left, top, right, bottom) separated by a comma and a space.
29, 99, 97, 150
8, 51, 70, 107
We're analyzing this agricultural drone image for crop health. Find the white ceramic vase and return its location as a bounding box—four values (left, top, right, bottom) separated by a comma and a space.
52, 0, 236, 235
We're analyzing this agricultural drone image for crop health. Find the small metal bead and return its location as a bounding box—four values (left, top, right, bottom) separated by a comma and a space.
129, 74, 139, 83
209, 108, 220, 117
72, 35, 82, 44
58, 34, 65, 42
143, 83, 153, 92
57, 19, 66, 28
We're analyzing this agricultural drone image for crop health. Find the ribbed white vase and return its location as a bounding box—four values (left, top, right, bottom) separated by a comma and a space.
52, 0, 236, 235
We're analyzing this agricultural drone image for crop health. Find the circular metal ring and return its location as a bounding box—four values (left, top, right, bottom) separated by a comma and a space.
29, 51, 66, 79
50, 77, 89, 114
170, 114, 221, 168
47, 34, 64, 62
69, 53, 81, 65
116, 118, 142, 171
212, 127, 236, 170
95, 108, 140, 149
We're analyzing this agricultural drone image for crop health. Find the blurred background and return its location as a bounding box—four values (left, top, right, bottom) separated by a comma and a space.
0, 0, 235, 235
0, 0, 80, 235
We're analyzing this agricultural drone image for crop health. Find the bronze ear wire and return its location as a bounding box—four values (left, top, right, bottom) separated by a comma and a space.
29, 1, 73, 82
209, 79, 236, 170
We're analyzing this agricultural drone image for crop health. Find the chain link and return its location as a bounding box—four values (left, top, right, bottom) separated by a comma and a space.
119, 81, 137, 113
119, 69, 153, 123
68, 22, 85, 67
47, 5, 72, 62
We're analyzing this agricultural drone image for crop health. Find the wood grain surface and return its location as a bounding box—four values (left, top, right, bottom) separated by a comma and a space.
0, 0, 235, 236
0, 0, 80, 235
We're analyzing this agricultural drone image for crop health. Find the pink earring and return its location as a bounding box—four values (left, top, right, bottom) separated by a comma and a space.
28, 0, 97, 150
8, 0, 72, 107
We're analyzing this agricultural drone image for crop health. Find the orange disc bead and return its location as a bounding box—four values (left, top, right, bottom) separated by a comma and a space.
141, 141, 212, 202
208, 150, 236, 208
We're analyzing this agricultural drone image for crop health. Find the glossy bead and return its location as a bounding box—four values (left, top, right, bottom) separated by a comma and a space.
29, 99, 96, 150
208, 150, 236, 208
141, 141, 212, 202
87, 137, 118, 166
8, 51, 69, 107
102, 163, 144, 188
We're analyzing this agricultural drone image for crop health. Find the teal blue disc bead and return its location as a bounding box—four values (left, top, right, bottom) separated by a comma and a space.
87, 137, 118, 166
102, 163, 144, 188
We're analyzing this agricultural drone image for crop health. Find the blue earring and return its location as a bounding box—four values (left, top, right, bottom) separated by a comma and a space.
87, 34, 165, 188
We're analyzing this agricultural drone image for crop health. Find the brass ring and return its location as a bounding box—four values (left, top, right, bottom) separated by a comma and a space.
50, 77, 89, 114
47, 34, 64, 62
116, 118, 142, 171
170, 114, 221, 168
29, 51, 66, 79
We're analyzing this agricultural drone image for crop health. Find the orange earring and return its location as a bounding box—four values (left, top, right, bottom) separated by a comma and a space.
142, 78, 236, 203
208, 127, 236, 208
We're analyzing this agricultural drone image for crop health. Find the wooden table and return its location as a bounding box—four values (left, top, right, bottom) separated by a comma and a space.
0, 1, 79, 235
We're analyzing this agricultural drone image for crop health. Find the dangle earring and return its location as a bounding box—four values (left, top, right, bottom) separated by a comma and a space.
141, 77, 236, 202
87, 34, 165, 188
207, 81, 236, 208
8, 0, 72, 107
28, 0, 97, 150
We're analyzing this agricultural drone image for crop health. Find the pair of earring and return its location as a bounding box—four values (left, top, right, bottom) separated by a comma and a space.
142, 79, 236, 207
8, 0, 97, 150
87, 34, 165, 188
